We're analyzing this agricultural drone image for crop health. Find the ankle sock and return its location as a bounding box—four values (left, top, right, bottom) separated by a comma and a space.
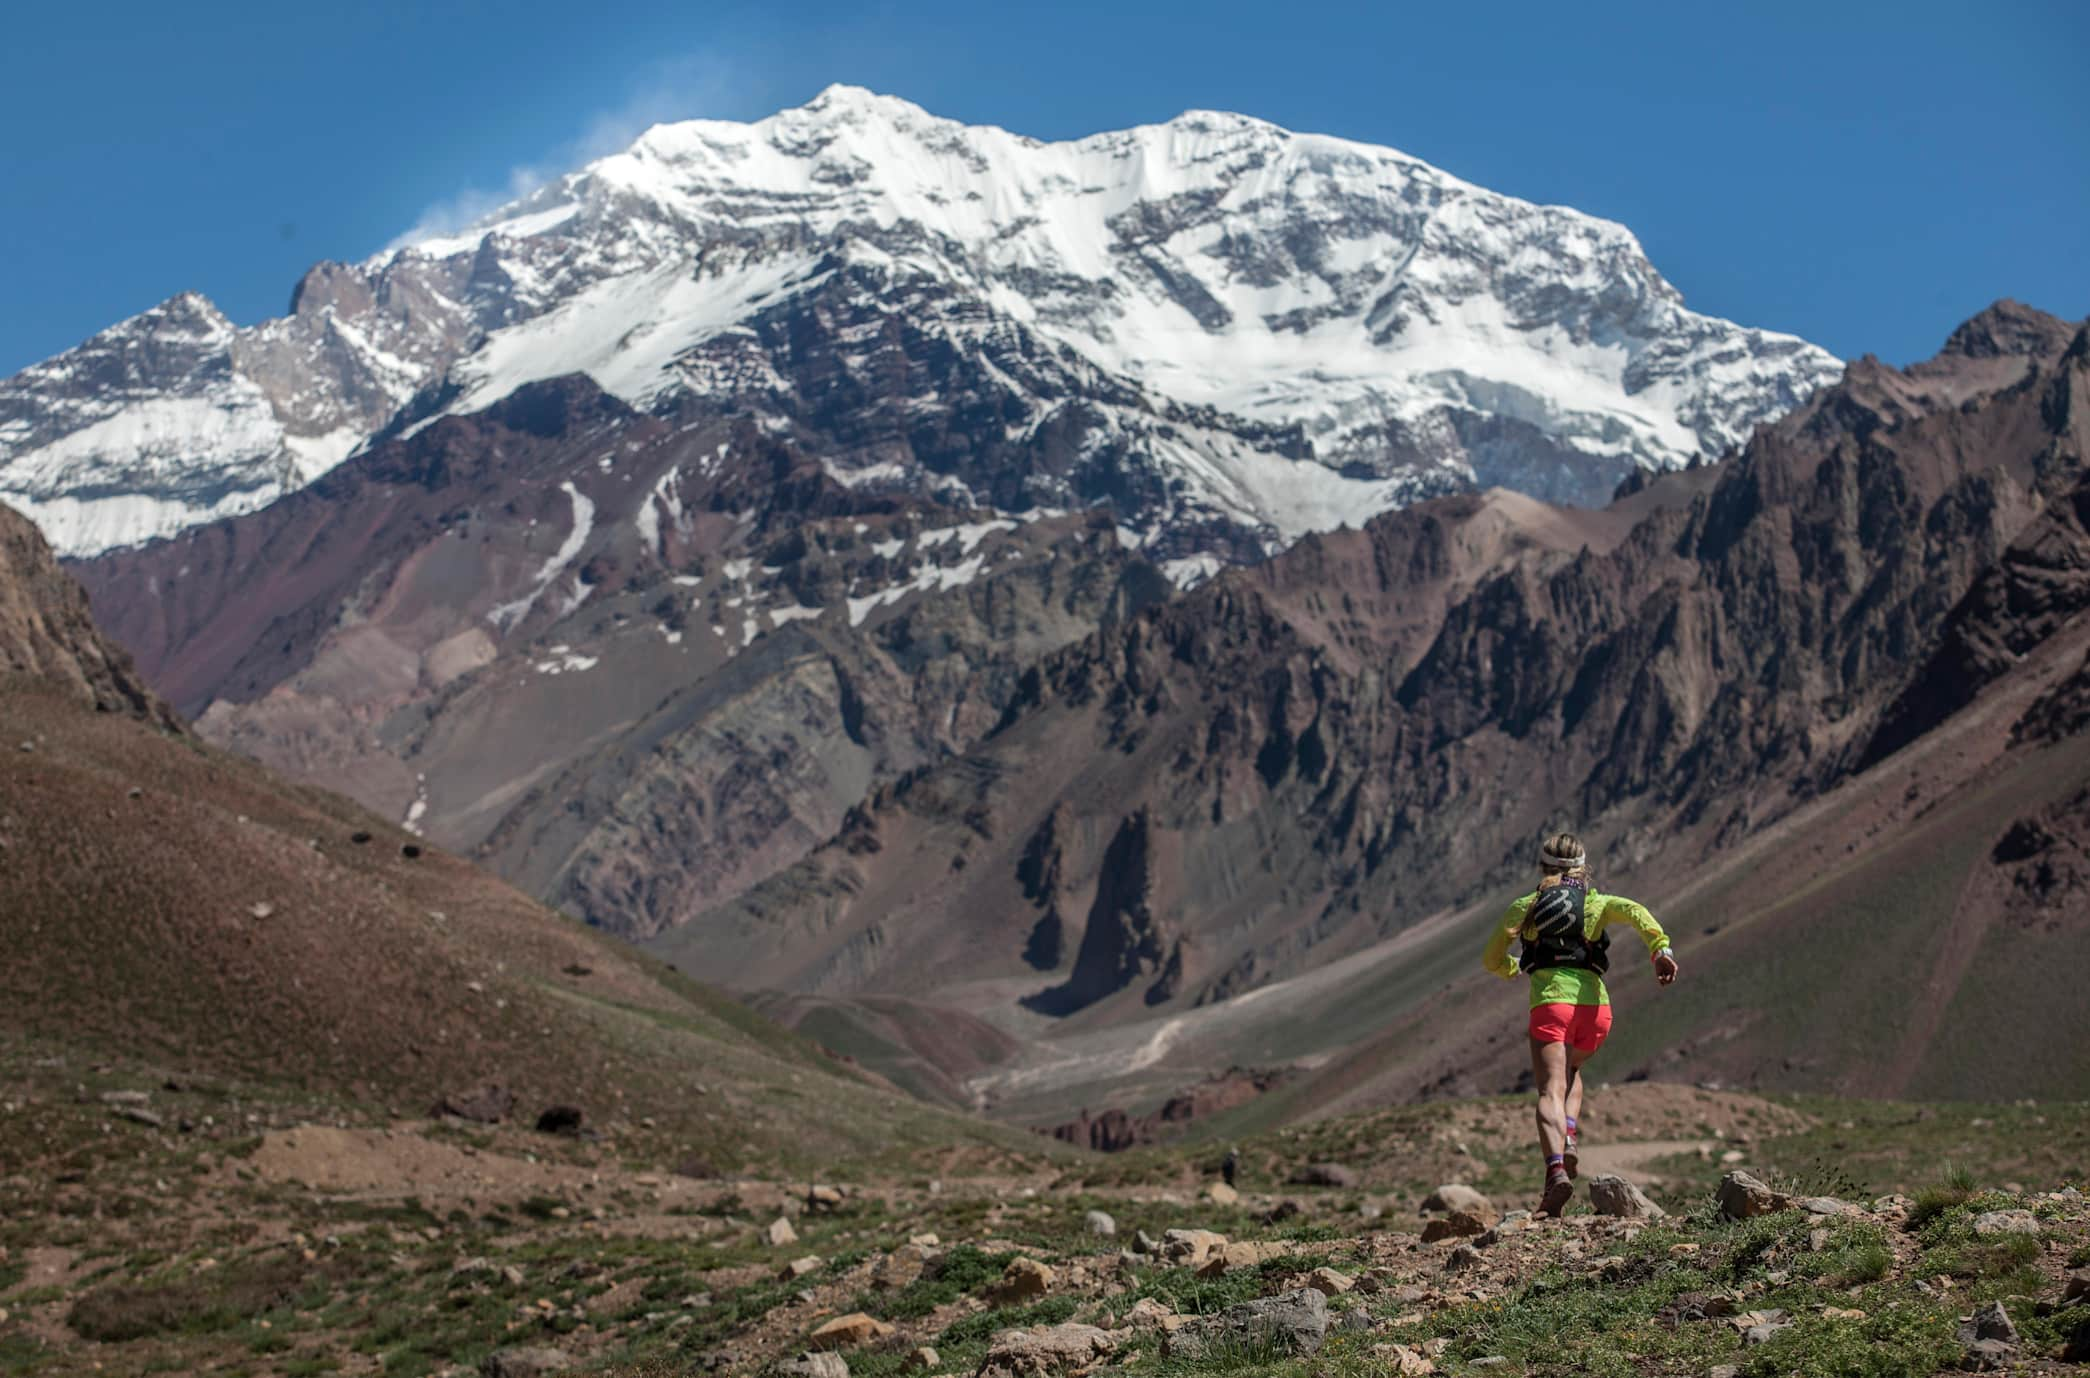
1545, 1154, 1568, 1181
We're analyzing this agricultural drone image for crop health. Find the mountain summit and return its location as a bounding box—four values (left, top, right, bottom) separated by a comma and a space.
4, 86, 1840, 557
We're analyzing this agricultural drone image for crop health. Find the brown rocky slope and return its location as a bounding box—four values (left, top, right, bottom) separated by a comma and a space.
73, 376, 1163, 941
1, 500, 1029, 1167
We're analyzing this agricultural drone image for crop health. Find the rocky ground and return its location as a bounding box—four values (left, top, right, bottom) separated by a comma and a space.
3, 1057, 2085, 1378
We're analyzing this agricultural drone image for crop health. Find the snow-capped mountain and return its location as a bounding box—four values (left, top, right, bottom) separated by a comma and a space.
2, 85, 1844, 557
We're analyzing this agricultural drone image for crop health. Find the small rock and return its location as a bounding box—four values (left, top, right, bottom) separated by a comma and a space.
781, 1256, 824, 1279
1289, 1162, 1357, 1188
903, 1347, 939, 1373
1716, 1170, 1783, 1221
501, 1265, 525, 1287
481, 1347, 574, 1378
1306, 1266, 1353, 1296
432, 1083, 515, 1124
1446, 1243, 1482, 1273
1471, 1359, 1509, 1370
1970, 1209, 2040, 1237
112, 1107, 163, 1128
1119, 1297, 1175, 1329
1963, 1338, 2016, 1370
2065, 1268, 2090, 1305
1134, 1228, 1160, 1255
247, 901, 274, 920
1708, 1367, 1740, 1378
807, 1184, 845, 1211
1743, 1321, 1791, 1345
776, 1354, 850, 1378
766, 1217, 799, 1248
1587, 1175, 1666, 1219
1084, 1210, 1116, 1237
1792, 1195, 1858, 1216
1420, 1211, 1487, 1242
1261, 1199, 1304, 1225
810, 1313, 892, 1350
1164, 1289, 1328, 1361
1720, 1149, 1746, 1164
1206, 1181, 1239, 1206
989, 1257, 1055, 1303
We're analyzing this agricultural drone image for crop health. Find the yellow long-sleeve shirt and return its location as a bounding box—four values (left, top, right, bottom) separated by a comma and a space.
1481, 887, 1672, 1007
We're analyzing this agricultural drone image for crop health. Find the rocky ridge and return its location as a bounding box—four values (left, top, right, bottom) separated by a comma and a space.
653, 302, 2090, 1098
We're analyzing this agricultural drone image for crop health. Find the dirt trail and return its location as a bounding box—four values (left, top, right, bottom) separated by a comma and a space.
1574, 1139, 1714, 1183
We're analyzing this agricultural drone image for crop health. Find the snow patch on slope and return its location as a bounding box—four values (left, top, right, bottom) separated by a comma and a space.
489, 482, 595, 630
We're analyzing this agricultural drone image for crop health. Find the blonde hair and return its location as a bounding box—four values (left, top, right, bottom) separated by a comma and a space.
1538, 831, 1591, 889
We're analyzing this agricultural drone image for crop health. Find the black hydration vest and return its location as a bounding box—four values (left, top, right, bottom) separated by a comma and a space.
1518, 876, 1610, 975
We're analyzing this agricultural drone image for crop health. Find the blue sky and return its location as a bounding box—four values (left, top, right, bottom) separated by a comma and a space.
4, 0, 2085, 374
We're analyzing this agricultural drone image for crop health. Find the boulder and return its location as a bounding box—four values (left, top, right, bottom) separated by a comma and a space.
975, 1322, 1115, 1376
777, 1355, 850, 1378
1163, 1289, 1329, 1361
810, 1314, 892, 1350
1197, 1240, 1277, 1276
1970, 1209, 2041, 1237
1421, 1184, 1493, 1218
1716, 1171, 1783, 1220
534, 1105, 584, 1136
1084, 1210, 1116, 1237
434, 1083, 515, 1124
766, 1217, 800, 1248
1161, 1228, 1228, 1267
481, 1348, 573, 1378
989, 1257, 1055, 1303
1958, 1301, 2018, 1346
1289, 1163, 1357, 1189
1587, 1175, 1666, 1219
1206, 1181, 1240, 1206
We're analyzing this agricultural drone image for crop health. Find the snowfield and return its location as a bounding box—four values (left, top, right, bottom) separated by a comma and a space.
1, 86, 1843, 557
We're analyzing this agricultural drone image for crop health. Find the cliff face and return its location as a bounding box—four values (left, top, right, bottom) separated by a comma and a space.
0, 501, 177, 729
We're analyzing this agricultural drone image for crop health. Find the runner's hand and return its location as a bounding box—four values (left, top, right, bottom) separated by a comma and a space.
1653, 951, 1679, 986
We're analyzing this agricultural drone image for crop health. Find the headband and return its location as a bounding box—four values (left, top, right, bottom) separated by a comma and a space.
1539, 849, 1586, 871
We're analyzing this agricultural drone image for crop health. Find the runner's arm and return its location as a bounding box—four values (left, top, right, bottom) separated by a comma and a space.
1480, 895, 1534, 979
1595, 893, 1672, 959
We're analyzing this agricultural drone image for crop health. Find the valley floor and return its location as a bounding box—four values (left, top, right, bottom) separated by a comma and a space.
2, 1045, 2085, 1378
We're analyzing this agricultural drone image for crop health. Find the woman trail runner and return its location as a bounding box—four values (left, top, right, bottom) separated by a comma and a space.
1480, 832, 1678, 1217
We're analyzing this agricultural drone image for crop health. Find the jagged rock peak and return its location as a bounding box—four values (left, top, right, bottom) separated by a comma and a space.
1937, 299, 2079, 362
0, 501, 179, 728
